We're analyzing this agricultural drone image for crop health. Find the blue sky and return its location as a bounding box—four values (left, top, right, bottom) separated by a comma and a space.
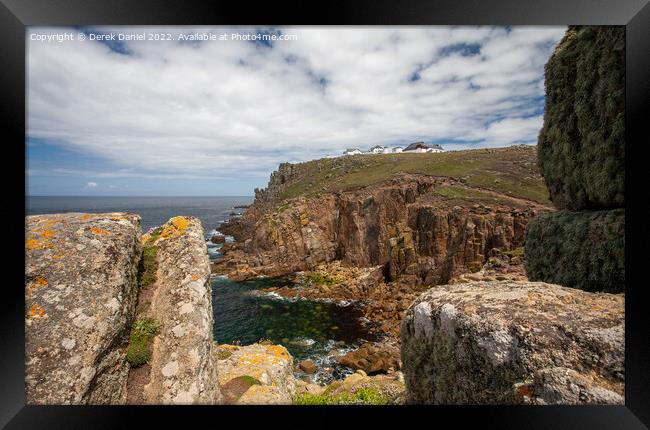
27, 26, 566, 196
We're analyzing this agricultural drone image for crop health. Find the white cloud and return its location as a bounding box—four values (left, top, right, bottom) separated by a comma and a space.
27, 26, 566, 181
84, 181, 98, 189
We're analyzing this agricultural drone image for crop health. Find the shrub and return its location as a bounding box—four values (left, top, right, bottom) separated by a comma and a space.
293, 387, 389, 405
304, 272, 339, 286
538, 26, 625, 210
126, 318, 161, 367
138, 242, 158, 289
524, 209, 624, 292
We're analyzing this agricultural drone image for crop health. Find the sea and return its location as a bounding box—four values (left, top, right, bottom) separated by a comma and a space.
26, 196, 373, 384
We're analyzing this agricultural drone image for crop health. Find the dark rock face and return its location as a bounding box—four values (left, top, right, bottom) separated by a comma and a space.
525, 209, 624, 293
400, 281, 624, 405
526, 26, 625, 293
211, 235, 226, 244
25, 213, 142, 404
538, 26, 625, 210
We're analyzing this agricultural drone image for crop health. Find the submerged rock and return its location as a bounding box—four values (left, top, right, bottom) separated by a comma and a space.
25, 212, 142, 404
142, 216, 220, 404
401, 281, 624, 405
215, 343, 296, 404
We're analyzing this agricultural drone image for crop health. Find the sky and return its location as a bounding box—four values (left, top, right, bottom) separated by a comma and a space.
26, 26, 566, 196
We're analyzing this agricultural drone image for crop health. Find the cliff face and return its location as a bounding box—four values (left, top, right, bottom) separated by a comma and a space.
25, 213, 142, 404
216, 164, 551, 286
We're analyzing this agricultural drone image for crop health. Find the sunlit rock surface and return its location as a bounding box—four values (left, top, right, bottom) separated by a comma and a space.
142, 216, 220, 404
25, 212, 142, 404
215, 343, 296, 404
401, 281, 624, 404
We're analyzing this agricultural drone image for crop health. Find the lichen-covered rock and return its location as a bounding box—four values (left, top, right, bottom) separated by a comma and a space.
524, 209, 624, 293
25, 212, 142, 404
142, 216, 220, 404
401, 281, 624, 405
215, 343, 296, 404
538, 26, 625, 210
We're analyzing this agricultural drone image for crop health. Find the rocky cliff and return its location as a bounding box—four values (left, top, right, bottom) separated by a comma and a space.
216, 146, 552, 286
25, 213, 142, 404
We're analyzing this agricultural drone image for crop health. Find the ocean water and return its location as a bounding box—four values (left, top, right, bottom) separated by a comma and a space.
26, 195, 252, 233
27, 195, 372, 383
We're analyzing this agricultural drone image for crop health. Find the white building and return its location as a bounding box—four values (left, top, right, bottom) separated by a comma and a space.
369, 145, 389, 154
392, 147, 403, 153
343, 148, 363, 155
403, 142, 445, 153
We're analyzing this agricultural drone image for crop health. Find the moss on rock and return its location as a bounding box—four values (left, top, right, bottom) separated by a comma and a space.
524, 209, 624, 292
538, 26, 625, 210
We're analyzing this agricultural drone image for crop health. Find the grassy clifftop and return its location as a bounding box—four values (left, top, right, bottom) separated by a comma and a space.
272, 145, 550, 205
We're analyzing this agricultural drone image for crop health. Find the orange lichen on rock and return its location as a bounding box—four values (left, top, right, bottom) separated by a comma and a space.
26, 238, 51, 250
27, 304, 46, 320
26, 276, 49, 299
160, 216, 192, 239
90, 227, 111, 236
40, 229, 55, 239
34, 276, 48, 287
80, 214, 94, 221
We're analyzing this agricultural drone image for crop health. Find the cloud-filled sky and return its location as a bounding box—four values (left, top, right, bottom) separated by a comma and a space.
27, 26, 566, 196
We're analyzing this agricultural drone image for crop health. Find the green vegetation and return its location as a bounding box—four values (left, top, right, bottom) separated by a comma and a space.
293, 387, 390, 405
524, 209, 624, 293
538, 26, 625, 210
433, 184, 524, 206
503, 247, 525, 258
138, 228, 161, 290
274, 146, 550, 205
126, 317, 161, 367
216, 349, 233, 360
304, 271, 340, 286
221, 375, 262, 403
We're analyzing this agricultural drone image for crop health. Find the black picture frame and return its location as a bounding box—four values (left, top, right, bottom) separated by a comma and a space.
2, 0, 648, 428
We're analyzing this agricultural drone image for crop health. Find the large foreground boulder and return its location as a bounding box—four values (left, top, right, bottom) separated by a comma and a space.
215, 343, 296, 404
25, 213, 142, 404
524, 209, 624, 292
142, 216, 220, 404
401, 281, 624, 404
538, 25, 625, 210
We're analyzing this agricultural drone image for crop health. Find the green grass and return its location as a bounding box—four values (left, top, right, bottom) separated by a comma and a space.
432, 184, 526, 206
138, 230, 160, 290
293, 387, 390, 405
126, 318, 161, 367
273, 147, 550, 205
304, 272, 340, 286
503, 247, 525, 258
